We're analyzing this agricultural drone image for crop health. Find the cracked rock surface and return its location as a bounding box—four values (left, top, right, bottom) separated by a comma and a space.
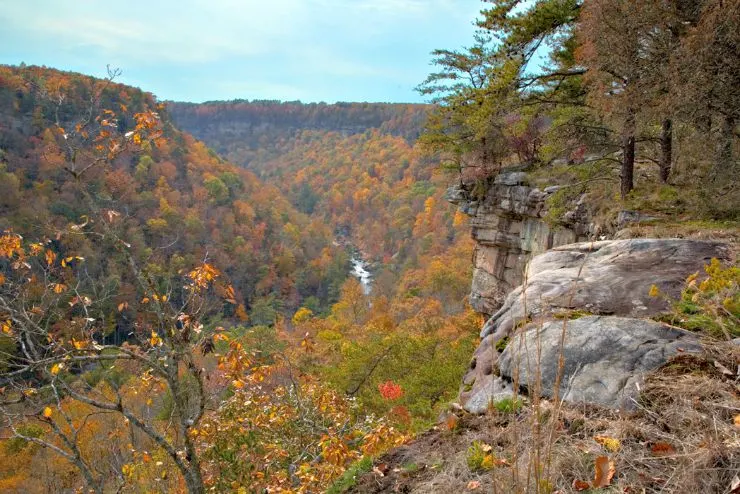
459, 238, 730, 413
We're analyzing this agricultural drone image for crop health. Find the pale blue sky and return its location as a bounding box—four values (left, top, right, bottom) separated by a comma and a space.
0, 0, 483, 103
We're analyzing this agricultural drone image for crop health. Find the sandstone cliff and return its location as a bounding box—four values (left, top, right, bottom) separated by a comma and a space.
446, 170, 592, 316
450, 171, 732, 413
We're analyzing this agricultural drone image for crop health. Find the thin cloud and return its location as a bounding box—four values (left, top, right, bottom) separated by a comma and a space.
0, 0, 482, 102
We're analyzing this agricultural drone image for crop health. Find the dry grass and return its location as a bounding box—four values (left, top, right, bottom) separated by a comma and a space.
346, 340, 740, 494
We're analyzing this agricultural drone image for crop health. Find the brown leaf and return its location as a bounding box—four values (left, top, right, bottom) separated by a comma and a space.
445, 414, 459, 431
572, 479, 591, 491
650, 442, 676, 457
372, 463, 390, 477
467, 480, 481, 490
593, 455, 615, 488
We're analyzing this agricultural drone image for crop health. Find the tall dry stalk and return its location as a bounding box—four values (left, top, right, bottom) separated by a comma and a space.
489, 241, 593, 493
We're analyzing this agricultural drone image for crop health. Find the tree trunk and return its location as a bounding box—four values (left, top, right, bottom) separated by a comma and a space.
660, 118, 672, 183
621, 112, 636, 198
184, 466, 206, 494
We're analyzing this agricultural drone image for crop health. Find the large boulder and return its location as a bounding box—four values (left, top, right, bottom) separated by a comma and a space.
480, 239, 730, 342
459, 238, 731, 414
498, 316, 701, 409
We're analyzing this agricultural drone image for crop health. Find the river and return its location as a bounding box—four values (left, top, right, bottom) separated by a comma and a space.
350, 255, 372, 295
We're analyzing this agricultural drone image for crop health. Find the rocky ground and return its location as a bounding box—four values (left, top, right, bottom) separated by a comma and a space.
346, 339, 739, 493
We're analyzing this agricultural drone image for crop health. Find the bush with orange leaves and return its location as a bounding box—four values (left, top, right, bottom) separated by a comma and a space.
195, 367, 408, 493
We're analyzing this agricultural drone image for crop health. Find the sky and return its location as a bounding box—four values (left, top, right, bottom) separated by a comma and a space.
0, 0, 483, 103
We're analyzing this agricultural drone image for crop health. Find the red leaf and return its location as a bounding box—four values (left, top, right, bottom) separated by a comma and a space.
572, 479, 591, 491
650, 442, 676, 457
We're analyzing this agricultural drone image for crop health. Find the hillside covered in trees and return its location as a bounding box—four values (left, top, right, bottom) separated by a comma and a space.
0, 66, 480, 492
168, 101, 430, 167
0, 0, 737, 493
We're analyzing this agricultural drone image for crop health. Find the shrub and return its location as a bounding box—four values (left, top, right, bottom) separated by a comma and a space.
652, 258, 739, 338
491, 397, 524, 414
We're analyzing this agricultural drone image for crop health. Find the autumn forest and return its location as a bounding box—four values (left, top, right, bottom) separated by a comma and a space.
0, 0, 738, 493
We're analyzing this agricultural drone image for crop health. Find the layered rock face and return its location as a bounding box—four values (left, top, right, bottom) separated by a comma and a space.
457, 236, 730, 413
446, 171, 592, 316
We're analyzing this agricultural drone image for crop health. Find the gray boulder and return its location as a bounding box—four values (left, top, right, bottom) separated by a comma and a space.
459, 238, 731, 413
481, 239, 729, 342
498, 316, 701, 409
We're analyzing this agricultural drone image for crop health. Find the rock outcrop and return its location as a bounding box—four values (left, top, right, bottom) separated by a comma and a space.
446, 171, 592, 316
497, 316, 701, 409
479, 239, 729, 343
458, 238, 730, 414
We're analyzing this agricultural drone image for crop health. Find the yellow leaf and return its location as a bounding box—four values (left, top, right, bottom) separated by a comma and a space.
733, 415, 740, 428
480, 454, 496, 470
232, 379, 245, 389
149, 331, 162, 347
71, 338, 88, 350
594, 435, 621, 452
50, 363, 64, 375
648, 284, 660, 297
29, 243, 43, 256
43, 406, 53, 418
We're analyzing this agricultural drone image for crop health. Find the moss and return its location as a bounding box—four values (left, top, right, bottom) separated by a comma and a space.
553, 309, 593, 320
495, 336, 510, 352
543, 188, 572, 227
5, 424, 44, 454
513, 316, 533, 330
